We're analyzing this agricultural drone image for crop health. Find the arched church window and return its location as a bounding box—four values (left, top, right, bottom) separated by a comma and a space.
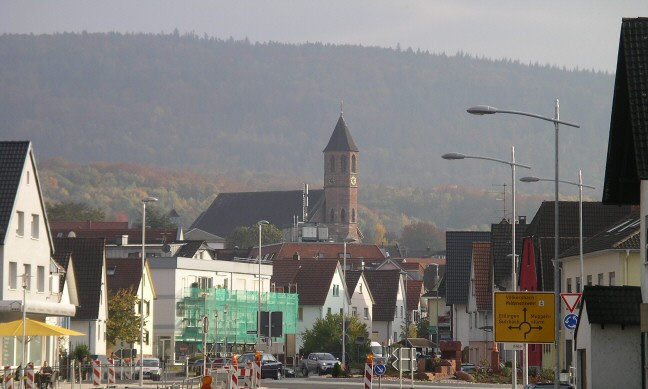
351, 155, 356, 173
352, 208, 356, 223
341, 208, 346, 223
330, 155, 336, 172
341, 155, 348, 172
330, 209, 335, 223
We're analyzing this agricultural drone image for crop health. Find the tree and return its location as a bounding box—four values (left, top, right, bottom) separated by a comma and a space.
225, 223, 283, 249
135, 207, 175, 228
46, 201, 105, 222
107, 286, 144, 347
399, 312, 417, 341
301, 313, 370, 364
399, 222, 445, 252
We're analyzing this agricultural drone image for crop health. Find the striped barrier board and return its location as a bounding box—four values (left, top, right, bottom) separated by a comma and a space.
107, 359, 115, 385
26, 363, 34, 389
4, 366, 13, 389
364, 361, 373, 389
92, 360, 101, 386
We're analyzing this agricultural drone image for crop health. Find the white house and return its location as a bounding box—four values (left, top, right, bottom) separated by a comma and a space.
0, 141, 76, 367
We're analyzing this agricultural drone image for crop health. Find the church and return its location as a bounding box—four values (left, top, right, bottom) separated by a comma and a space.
190, 112, 362, 243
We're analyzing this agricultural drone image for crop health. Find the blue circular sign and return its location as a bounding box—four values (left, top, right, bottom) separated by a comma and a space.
374, 363, 386, 376
564, 313, 579, 330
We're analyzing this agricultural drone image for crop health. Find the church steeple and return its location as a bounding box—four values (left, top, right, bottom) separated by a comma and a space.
323, 112, 360, 242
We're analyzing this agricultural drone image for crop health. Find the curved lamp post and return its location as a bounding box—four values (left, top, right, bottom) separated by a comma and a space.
520, 172, 595, 292
342, 237, 356, 371
468, 101, 580, 389
257, 220, 269, 348
140, 196, 158, 386
443, 147, 531, 388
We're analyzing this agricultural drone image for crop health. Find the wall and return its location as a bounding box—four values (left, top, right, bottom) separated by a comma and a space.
590, 325, 641, 388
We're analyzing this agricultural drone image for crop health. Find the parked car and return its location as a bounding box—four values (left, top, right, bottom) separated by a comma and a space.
237, 352, 283, 380
134, 357, 161, 380
300, 352, 340, 376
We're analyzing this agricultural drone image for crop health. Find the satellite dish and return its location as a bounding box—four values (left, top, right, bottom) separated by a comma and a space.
162, 243, 171, 253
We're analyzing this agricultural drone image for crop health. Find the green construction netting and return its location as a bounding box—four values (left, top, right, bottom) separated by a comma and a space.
177, 287, 298, 346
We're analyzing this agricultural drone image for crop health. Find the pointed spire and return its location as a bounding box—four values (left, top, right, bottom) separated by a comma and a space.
323, 113, 359, 152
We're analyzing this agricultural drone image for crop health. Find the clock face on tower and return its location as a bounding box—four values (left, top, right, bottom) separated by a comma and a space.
350, 176, 357, 186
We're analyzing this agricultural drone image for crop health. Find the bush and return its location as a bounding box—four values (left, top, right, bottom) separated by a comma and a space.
72, 344, 90, 362
332, 362, 342, 377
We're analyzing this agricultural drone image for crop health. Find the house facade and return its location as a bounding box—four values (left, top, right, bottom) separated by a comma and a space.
0, 141, 76, 367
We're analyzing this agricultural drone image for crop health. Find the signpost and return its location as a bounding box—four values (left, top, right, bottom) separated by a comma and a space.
374, 363, 386, 389
494, 291, 555, 343
391, 348, 415, 389
561, 293, 582, 313
564, 313, 579, 331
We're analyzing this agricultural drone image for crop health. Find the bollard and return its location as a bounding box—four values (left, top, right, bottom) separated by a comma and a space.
107, 359, 115, 386
254, 352, 261, 389
25, 363, 34, 389
4, 366, 14, 389
364, 353, 373, 389
230, 355, 239, 389
92, 360, 101, 386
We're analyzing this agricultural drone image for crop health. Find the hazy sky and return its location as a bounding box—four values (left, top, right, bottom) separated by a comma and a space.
2, 1, 648, 72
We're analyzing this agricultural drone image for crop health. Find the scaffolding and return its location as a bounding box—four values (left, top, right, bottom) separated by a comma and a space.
177, 287, 298, 350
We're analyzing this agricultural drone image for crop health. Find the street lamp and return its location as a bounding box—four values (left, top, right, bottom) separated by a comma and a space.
443, 147, 530, 389
21, 273, 28, 389
257, 220, 269, 349
342, 237, 356, 371
521, 172, 595, 292
468, 101, 580, 389
223, 304, 228, 354
140, 196, 158, 386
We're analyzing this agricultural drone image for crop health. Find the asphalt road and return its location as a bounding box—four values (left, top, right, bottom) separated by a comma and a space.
260, 376, 511, 389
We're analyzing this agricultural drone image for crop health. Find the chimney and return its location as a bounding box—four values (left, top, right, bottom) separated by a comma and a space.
518, 216, 527, 225
116, 235, 128, 246
293, 251, 300, 261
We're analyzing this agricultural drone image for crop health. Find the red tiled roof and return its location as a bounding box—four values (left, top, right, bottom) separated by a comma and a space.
50, 226, 179, 244
106, 258, 142, 295
50, 221, 129, 230
405, 279, 423, 311
254, 242, 386, 262
271, 259, 339, 306
364, 269, 401, 321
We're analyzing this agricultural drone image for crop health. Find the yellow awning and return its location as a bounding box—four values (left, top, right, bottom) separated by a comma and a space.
0, 318, 84, 336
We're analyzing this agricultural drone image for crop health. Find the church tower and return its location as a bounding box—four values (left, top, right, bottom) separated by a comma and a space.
323, 113, 360, 242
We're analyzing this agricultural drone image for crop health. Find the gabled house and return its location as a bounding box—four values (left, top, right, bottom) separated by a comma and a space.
363, 269, 405, 346
106, 258, 157, 358
0, 141, 77, 367
271, 259, 346, 347
344, 270, 375, 335
574, 286, 642, 389
54, 237, 109, 355
445, 231, 490, 351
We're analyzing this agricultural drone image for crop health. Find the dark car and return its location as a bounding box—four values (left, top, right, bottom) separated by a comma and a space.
523, 384, 574, 389
237, 352, 283, 380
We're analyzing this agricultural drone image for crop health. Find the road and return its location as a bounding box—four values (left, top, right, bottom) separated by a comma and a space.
260, 376, 511, 389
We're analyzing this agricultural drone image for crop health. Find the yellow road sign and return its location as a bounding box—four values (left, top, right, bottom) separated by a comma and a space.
494, 292, 555, 343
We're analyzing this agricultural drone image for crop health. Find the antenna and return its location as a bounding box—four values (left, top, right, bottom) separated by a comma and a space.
303, 183, 309, 221
491, 183, 508, 221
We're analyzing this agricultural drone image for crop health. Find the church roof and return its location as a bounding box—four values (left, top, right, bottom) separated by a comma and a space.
323, 114, 359, 152
190, 189, 324, 238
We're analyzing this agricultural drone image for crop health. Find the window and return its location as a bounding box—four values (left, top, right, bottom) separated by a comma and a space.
9, 262, 17, 289
359, 283, 363, 294
597, 273, 604, 285
327, 307, 332, 315
223, 278, 229, 289
341, 208, 346, 223
16, 211, 24, 236
352, 306, 357, 316
394, 308, 398, 319
341, 155, 347, 172
576, 277, 582, 293
339, 308, 343, 315
145, 300, 150, 316
364, 307, 369, 319
197, 277, 212, 289
400, 305, 403, 318
329, 155, 335, 172
23, 264, 31, 290
31, 214, 39, 239
586, 275, 592, 286
330, 209, 335, 223
351, 155, 356, 173
298, 307, 303, 321
352, 209, 356, 223
566, 278, 572, 293
609, 272, 616, 286
393, 332, 398, 342
37, 266, 45, 292
332, 284, 340, 297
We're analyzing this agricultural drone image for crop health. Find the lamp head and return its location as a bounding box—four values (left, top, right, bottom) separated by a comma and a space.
142, 196, 158, 203
257, 220, 269, 226
467, 105, 498, 115
343, 237, 356, 243
520, 176, 541, 183
441, 152, 466, 160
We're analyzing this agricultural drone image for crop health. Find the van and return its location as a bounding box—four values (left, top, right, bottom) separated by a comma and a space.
370, 342, 385, 363
134, 357, 161, 380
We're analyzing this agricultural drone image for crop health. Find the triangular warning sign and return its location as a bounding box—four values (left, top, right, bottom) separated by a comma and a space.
561, 293, 582, 313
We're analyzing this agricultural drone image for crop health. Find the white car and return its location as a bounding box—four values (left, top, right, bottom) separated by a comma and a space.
134, 358, 161, 380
